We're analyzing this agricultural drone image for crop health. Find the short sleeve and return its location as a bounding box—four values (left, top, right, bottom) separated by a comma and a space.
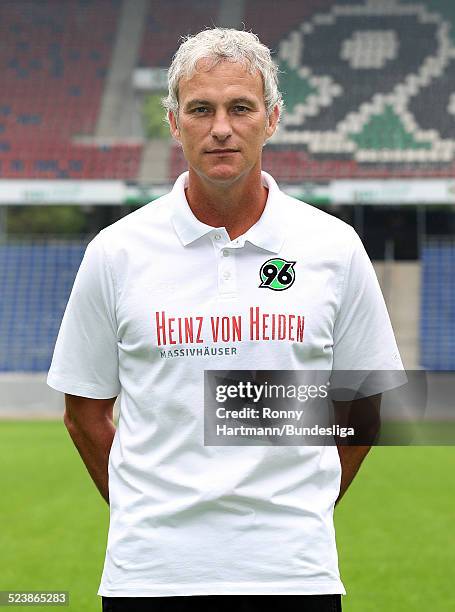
332, 228, 403, 373
47, 233, 121, 399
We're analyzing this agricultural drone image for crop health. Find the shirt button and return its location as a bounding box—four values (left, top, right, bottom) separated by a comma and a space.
214, 234, 222, 241
223, 271, 231, 280
222, 250, 229, 257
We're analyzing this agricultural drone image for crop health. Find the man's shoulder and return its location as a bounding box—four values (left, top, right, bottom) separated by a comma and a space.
96, 192, 172, 243
279, 191, 356, 243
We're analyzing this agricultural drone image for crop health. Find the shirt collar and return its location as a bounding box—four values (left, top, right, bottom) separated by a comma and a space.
170, 170, 285, 253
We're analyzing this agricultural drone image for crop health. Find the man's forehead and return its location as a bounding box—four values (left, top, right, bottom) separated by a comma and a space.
177, 59, 264, 101
191, 56, 256, 76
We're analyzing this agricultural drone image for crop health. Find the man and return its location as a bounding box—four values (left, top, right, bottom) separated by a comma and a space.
47, 28, 403, 612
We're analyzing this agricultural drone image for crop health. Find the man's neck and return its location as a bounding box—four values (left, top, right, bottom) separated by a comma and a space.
184, 166, 269, 240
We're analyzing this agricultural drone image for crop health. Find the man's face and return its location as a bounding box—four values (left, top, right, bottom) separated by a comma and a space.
169, 59, 279, 185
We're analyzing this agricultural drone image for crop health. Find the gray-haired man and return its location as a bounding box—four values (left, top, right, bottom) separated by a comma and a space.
48, 27, 403, 612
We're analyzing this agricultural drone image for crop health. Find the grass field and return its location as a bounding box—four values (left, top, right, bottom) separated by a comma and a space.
1, 420, 454, 611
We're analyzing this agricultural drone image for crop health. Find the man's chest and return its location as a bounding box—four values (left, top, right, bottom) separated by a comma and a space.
113, 243, 342, 368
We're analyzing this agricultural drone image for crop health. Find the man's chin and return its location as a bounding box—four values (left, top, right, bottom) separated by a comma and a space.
193, 164, 248, 186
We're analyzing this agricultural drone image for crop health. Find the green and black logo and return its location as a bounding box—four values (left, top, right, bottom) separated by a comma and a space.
259, 258, 296, 291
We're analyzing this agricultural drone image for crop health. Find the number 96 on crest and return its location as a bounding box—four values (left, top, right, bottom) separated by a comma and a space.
259, 258, 296, 291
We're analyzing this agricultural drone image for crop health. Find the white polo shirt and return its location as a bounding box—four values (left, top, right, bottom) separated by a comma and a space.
47, 170, 403, 597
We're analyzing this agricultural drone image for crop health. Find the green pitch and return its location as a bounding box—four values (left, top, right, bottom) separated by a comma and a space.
0, 421, 454, 611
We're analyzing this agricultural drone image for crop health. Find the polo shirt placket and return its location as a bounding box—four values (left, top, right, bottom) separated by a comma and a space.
211, 230, 239, 297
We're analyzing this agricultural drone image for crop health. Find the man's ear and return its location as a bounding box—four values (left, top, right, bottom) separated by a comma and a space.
169, 110, 181, 142
264, 104, 280, 141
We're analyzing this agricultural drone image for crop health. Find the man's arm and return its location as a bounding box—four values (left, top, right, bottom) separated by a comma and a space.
63, 393, 117, 504
335, 444, 372, 506
333, 393, 381, 506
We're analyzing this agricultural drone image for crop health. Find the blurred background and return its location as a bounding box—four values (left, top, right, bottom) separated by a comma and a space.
0, 1, 454, 610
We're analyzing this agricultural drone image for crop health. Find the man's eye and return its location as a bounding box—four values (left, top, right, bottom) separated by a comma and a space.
193, 105, 248, 115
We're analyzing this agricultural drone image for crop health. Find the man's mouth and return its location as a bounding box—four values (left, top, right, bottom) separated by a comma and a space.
205, 149, 239, 154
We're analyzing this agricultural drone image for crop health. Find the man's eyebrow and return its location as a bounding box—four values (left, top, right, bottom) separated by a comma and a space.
183, 97, 258, 109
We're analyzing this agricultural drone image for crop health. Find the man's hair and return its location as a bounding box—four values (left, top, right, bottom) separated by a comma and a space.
161, 27, 285, 127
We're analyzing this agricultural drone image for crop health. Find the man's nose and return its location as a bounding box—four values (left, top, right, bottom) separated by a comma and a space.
210, 110, 232, 140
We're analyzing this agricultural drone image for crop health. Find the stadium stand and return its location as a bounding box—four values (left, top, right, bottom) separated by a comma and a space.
2, 0, 455, 373
420, 241, 455, 370
0, 241, 88, 372
168, 0, 455, 181
0, 0, 142, 179
137, 0, 221, 68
